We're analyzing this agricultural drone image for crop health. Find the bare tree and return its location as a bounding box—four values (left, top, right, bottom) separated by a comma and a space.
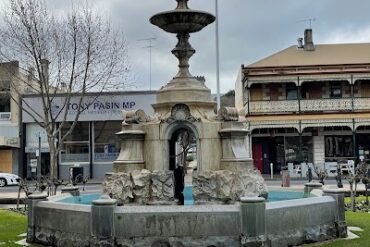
0, 0, 128, 181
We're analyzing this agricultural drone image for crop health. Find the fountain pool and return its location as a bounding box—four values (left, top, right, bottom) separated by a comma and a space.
57, 187, 306, 205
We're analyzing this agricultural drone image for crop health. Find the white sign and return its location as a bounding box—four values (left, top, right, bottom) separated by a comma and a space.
22, 91, 156, 123
30, 159, 37, 168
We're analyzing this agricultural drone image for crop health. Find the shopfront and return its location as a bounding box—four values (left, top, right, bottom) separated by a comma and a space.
22, 91, 156, 180
251, 128, 313, 174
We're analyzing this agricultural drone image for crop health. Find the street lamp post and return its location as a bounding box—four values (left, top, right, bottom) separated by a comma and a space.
37, 132, 41, 183
138, 37, 156, 90
215, 0, 221, 111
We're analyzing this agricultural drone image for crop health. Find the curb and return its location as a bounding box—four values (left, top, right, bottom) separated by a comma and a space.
0, 198, 26, 204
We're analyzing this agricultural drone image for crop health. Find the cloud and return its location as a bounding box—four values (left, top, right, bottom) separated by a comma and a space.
320, 26, 370, 44
3, 0, 370, 94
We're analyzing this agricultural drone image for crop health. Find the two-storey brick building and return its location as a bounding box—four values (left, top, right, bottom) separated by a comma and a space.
235, 29, 370, 176
0, 61, 34, 176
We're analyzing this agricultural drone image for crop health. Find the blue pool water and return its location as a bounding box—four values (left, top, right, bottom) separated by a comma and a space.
58, 187, 305, 205
268, 190, 305, 202
59, 193, 101, 204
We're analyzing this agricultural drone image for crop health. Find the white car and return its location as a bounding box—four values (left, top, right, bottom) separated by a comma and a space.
0, 173, 20, 187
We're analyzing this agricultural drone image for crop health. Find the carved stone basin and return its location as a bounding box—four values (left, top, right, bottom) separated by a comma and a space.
150, 10, 215, 34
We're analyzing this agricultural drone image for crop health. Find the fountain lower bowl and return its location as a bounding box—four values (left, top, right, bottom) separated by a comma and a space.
150, 10, 215, 33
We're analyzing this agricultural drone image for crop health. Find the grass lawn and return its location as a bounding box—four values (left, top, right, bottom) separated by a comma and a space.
306, 211, 370, 247
344, 195, 368, 204
0, 209, 27, 247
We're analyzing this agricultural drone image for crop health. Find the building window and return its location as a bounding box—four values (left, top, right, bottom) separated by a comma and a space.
60, 122, 90, 163
325, 136, 353, 158
93, 121, 121, 162
0, 80, 10, 91
330, 83, 342, 98
286, 84, 298, 100
285, 136, 313, 164
0, 94, 10, 112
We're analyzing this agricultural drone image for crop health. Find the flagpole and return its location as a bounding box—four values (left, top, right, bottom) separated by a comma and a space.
215, 0, 221, 111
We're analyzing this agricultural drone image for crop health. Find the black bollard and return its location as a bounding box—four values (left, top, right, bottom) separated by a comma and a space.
307, 167, 313, 182
336, 166, 343, 188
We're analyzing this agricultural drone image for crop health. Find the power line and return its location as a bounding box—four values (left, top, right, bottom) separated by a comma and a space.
137, 37, 156, 90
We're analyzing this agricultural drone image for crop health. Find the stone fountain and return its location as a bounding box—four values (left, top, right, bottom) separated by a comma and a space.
26, 2, 347, 247
103, 0, 267, 205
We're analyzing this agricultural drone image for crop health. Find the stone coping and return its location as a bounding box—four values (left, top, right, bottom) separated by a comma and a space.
28, 193, 48, 200
240, 196, 265, 203
323, 187, 346, 193
92, 196, 117, 206
266, 196, 335, 210
61, 186, 79, 192
305, 182, 324, 187
115, 204, 240, 214
116, 130, 146, 135
37, 201, 91, 212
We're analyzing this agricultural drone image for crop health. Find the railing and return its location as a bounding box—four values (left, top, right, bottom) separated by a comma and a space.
249, 100, 299, 113
300, 98, 352, 112
249, 98, 358, 114
353, 97, 370, 110
0, 112, 11, 120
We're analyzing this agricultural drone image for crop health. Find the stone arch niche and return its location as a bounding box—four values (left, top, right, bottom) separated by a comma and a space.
166, 122, 200, 171
164, 104, 201, 171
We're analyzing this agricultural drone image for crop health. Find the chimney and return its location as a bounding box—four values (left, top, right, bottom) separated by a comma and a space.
297, 38, 304, 49
28, 66, 35, 80
304, 29, 315, 51
40, 59, 49, 83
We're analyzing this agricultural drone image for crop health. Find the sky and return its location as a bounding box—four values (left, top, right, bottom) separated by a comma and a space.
4, 0, 370, 93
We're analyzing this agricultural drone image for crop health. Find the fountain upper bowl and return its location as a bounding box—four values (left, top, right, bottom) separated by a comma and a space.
150, 10, 215, 34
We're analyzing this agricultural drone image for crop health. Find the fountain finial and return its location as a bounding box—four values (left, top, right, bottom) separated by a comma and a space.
176, 0, 189, 10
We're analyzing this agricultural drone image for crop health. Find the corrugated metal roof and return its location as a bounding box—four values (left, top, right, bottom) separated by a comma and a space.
247, 43, 370, 68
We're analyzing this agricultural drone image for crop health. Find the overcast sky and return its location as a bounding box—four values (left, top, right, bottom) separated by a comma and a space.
5, 0, 370, 93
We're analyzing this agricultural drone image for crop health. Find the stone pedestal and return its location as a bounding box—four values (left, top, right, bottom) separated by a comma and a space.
304, 182, 323, 197
240, 196, 268, 247
26, 193, 48, 243
219, 122, 253, 172
323, 188, 347, 238
90, 196, 117, 247
113, 129, 145, 173
61, 185, 80, 196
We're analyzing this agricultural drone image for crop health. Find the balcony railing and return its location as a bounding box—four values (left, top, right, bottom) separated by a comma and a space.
353, 98, 370, 110
249, 100, 299, 113
248, 98, 370, 114
300, 98, 352, 112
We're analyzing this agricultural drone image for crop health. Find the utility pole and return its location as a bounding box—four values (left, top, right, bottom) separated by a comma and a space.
215, 0, 221, 111
37, 132, 41, 184
138, 37, 156, 90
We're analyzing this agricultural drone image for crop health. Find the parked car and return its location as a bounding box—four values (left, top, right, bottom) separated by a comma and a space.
0, 173, 20, 187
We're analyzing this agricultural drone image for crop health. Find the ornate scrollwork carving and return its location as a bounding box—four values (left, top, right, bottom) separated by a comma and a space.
218, 106, 239, 121
122, 109, 148, 125
165, 104, 199, 123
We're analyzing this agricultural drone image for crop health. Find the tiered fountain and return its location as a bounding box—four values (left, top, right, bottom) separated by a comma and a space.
103, 0, 267, 205
26, 1, 347, 247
